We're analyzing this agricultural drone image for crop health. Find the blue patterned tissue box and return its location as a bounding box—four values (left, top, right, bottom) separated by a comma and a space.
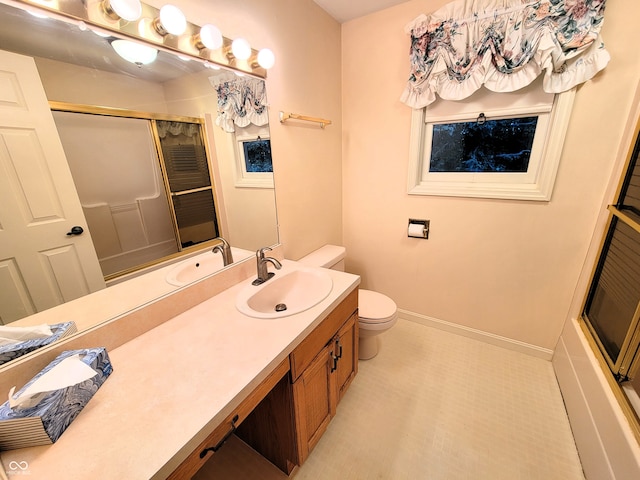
0, 347, 112, 450
0, 322, 78, 366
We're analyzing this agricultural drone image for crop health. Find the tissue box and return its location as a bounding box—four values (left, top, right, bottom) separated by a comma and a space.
0, 347, 112, 450
0, 322, 78, 366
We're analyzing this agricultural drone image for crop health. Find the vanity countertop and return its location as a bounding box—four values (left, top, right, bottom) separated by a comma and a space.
0, 261, 359, 479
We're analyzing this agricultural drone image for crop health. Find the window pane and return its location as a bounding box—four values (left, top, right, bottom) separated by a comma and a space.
429, 117, 538, 173
585, 217, 640, 363
242, 139, 273, 173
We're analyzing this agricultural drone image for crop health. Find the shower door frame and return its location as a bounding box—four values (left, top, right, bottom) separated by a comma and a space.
50, 101, 223, 280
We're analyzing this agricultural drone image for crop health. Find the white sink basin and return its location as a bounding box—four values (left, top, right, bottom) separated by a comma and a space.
236, 267, 333, 319
166, 248, 251, 286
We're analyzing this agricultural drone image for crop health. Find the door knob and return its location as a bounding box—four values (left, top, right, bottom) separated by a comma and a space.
66, 226, 84, 236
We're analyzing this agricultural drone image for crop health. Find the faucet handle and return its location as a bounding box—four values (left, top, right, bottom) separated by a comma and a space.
257, 246, 272, 259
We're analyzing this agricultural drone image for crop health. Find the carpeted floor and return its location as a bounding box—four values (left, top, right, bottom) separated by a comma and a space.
197, 318, 584, 479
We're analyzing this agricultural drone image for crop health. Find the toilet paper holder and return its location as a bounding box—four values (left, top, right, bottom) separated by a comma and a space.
408, 219, 429, 239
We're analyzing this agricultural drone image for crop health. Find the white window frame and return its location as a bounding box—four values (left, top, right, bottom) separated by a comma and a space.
407, 85, 576, 201
233, 133, 274, 189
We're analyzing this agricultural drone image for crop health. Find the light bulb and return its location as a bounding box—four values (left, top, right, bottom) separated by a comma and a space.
105, 0, 142, 22
198, 24, 223, 50
231, 38, 251, 60
257, 48, 275, 69
157, 4, 187, 36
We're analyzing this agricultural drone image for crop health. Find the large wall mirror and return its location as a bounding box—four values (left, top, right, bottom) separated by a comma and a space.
0, 1, 278, 364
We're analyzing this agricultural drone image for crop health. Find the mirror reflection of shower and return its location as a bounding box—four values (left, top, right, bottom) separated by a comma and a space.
53, 111, 220, 278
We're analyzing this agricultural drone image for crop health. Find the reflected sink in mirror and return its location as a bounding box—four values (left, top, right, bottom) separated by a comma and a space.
236, 267, 333, 319
166, 247, 253, 286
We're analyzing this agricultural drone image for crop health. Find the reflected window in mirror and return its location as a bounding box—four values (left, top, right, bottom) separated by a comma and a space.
242, 137, 272, 173
233, 129, 274, 189
210, 73, 273, 189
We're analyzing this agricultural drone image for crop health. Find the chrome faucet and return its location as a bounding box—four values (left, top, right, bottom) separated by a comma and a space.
212, 237, 234, 266
253, 247, 282, 285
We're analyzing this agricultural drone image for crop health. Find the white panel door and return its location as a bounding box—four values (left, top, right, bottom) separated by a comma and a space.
0, 50, 105, 324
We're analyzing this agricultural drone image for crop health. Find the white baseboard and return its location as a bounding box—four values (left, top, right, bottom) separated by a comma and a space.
398, 309, 554, 361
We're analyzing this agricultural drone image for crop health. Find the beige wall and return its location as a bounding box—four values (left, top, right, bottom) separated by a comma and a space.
153, 0, 344, 261
36, 57, 169, 112
157, 0, 638, 354
341, 0, 640, 351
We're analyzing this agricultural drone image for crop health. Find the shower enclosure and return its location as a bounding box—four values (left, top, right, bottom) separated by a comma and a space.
53, 106, 220, 279
582, 121, 640, 416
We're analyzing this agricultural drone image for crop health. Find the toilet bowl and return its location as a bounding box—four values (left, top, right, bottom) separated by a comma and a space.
298, 245, 397, 360
357, 289, 398, 359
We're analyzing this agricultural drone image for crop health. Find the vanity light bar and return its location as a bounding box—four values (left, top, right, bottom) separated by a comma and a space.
6, 0, 271, 78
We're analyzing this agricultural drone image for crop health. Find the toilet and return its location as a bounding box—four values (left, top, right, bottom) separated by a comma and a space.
298, 245, 398, 360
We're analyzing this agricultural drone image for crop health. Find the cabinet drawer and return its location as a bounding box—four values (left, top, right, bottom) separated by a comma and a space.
290, 289, 357, 381
167, 357, 290, 479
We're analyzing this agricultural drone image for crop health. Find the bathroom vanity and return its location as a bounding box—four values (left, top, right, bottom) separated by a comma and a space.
0, 257, 359, 479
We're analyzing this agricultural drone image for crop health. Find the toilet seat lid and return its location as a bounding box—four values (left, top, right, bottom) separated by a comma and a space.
358, 289, 397, 322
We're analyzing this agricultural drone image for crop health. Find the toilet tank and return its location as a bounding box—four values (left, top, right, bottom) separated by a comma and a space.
297, 245, 346, 272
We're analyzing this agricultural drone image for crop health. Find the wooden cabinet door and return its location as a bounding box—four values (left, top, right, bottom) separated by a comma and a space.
292, 344, 336, 463
335, 312, 358, 403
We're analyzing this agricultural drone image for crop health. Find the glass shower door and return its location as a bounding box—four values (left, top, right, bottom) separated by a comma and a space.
583, 125, 640, 381
584, 217, 640, 377
155, 120, 220, 248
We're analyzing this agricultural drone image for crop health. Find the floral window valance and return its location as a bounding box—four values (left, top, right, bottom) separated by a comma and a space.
210, 74, 269, 133
401, 0, 610, 109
